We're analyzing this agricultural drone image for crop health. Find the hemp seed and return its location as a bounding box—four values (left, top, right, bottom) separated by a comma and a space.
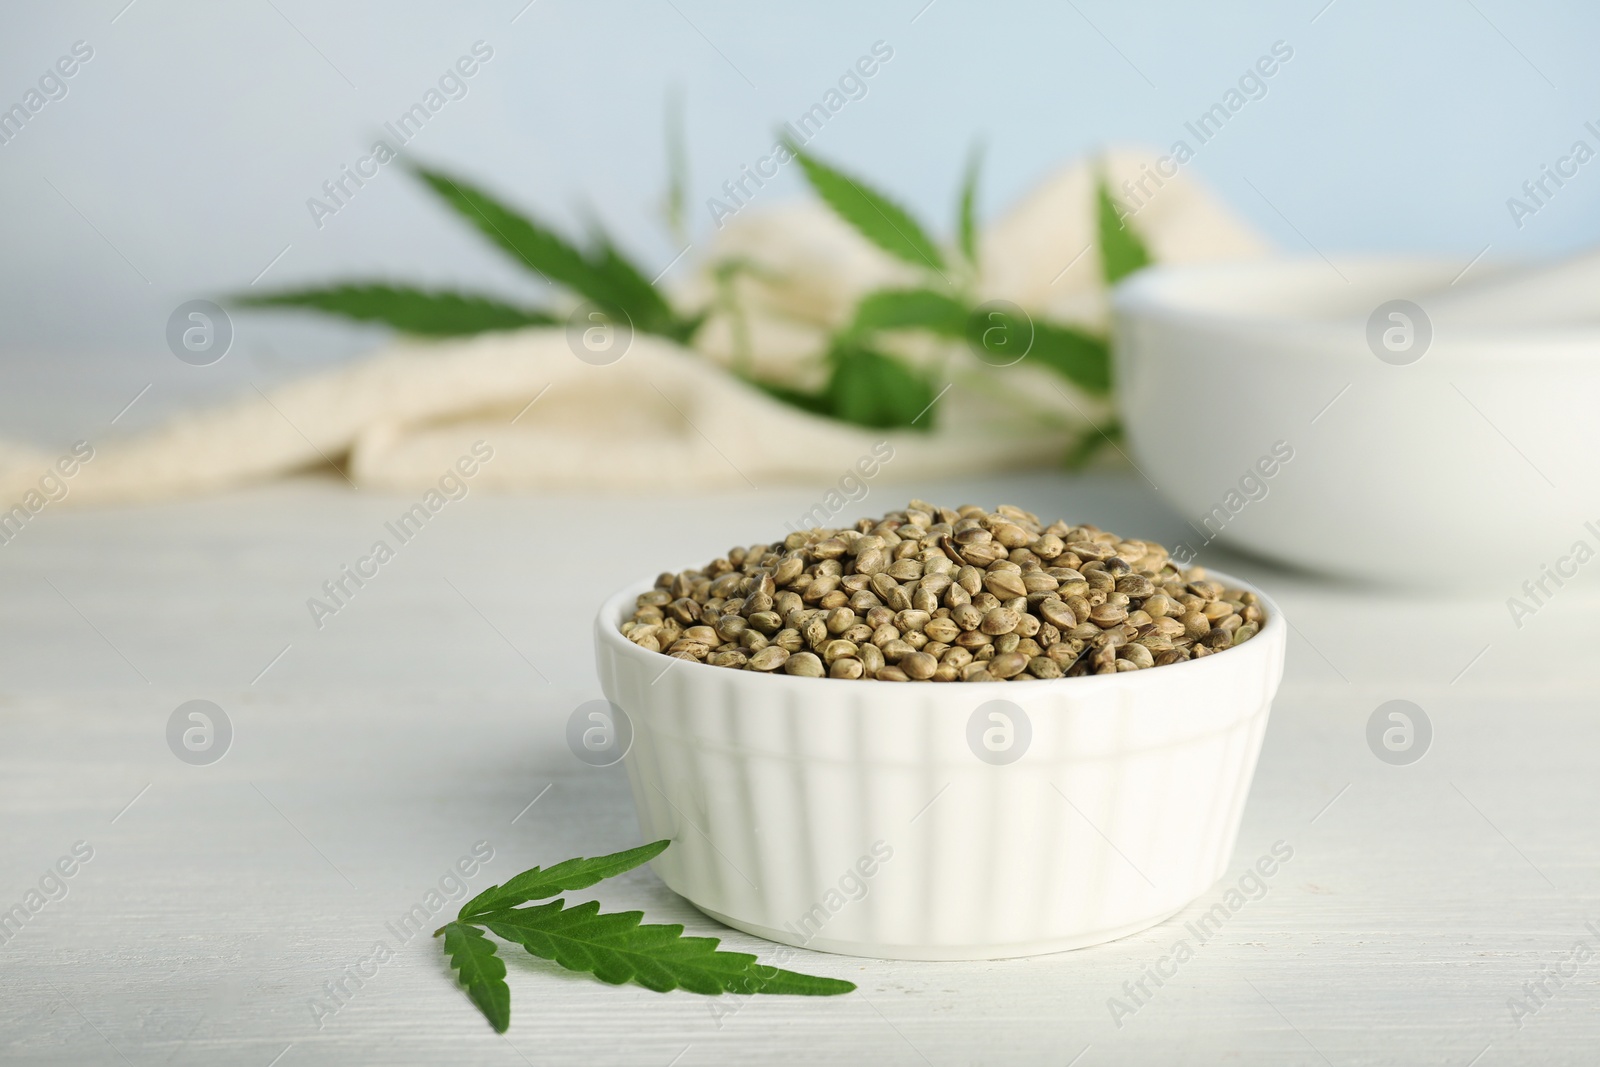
620, 504, 1264, 680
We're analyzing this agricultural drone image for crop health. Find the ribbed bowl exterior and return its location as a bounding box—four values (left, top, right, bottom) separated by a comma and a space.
595, 569, 1286, 960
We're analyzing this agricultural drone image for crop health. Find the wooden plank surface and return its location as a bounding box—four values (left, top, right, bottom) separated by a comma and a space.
2, 473, 1597, 1066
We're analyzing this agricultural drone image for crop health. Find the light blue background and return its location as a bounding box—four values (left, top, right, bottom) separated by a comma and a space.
2, 0, 1597, 443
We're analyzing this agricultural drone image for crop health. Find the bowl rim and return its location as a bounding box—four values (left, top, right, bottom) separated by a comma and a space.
595, 563, 1284, 695
1111, 256, 1600, 349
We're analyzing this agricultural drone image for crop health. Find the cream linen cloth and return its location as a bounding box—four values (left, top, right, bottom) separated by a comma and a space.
0, 150, 1266, 505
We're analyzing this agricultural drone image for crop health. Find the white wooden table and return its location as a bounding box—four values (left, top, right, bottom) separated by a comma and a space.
3, 472, 1597, 1066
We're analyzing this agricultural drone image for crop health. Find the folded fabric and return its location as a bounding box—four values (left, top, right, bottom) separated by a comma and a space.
0, 148, 1266, 507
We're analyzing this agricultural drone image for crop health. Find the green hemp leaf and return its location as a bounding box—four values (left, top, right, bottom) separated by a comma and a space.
436, 840, 854, 1031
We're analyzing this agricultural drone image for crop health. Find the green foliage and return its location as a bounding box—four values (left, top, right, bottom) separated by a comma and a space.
1025, 320, 1113, 395
1063, 418, 1124, 470
438, 840, 852, 1032
845, 288, 970, 339
441, 922, 510, 1034
792, 147, 1146, 430
481, 899, 856, 996
662, 89, 689, 246
957, 144, 982, 267
749, 379, 834, 418
963, 302, 1032, 366
413, 167, 681, 334
458, 840, 669, 918
824, 341, 937, 430
790, 142, 947, 272
235, 167, 697, 344
1095, 177, 1151, 285
234, 135, 1151, 441
233, 285, 555, 336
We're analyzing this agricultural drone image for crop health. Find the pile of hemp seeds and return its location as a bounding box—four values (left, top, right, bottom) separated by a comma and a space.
619, 502, 1264, 681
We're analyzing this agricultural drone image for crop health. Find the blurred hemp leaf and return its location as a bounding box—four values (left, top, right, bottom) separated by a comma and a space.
788, 141, 947, 273
1095, 178, 1151, 285
785, 144, 1137, 435
234, 166, 697, 342
662, 88, 690, 248
236, 285, 555, 335
231, 127, 1152, 444
957, 142, 981, 269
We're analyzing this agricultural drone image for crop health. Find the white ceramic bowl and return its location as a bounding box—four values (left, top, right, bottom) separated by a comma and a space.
1112, 258, 1600, 587
593, 569, 1286, 961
